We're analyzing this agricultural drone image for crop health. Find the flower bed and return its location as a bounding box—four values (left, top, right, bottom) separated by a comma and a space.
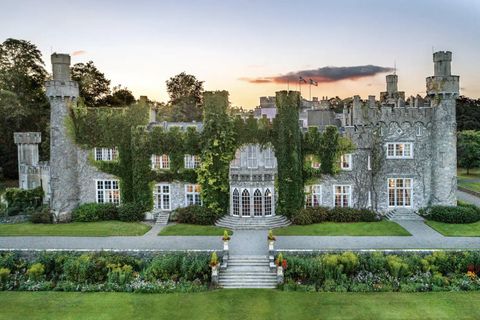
0, 251, 210, 293
282, 251, 480, 292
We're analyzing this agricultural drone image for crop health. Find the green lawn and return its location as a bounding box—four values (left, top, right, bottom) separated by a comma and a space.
275, 221, 411, 236
1, 291, 479, 320
458, 168, 480, 193
426, 220, 480, 237
0, 221, 151, 236
158, 223, 232, 236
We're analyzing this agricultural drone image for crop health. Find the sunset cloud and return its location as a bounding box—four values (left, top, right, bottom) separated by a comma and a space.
72, 50, 87, 56
241, 65, 394, 84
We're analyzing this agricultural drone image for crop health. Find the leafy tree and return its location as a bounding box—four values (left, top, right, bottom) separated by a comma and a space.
166, 72, 204, 122
99, 85, 135, 107
0, 38, 48, 179
457, 130, 480, 174
457, 96, 480, 131
71, 61, 111, 107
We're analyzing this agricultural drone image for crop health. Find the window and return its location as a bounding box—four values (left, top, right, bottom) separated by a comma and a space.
232, 189, 240, 216
388, 178, 413, 207
247, 145, 258, 169
340, 154, 352, 170
94, 148, 118, 161
264, 147, 275, 168
416, 126, 423, 137
264, 189, 272, 216
184, 155, 200, 169
241, 189, 250, 216
232, 149, 241, 168
305, 185, 321, 207
306, 155, 320, 169
367, 155, 371, 170
154, 184, 171, 210
185, 184, 201, 206
151, 154, 170, 169
96, 180, 120, 204
386, 143, 413, 159
334, 185, 351, 207
254, 189, 263, 216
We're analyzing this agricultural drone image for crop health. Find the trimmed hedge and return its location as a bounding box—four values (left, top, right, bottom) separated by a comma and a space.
72, 203, 118, 222
419, 204, 480, 224
4, 187, 44, 216
118, 203, 145, 222
173, 205, 220, 225
292, 207, 378, 225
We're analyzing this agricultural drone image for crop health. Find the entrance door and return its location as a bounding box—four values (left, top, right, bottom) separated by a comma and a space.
253, 189, 263, 216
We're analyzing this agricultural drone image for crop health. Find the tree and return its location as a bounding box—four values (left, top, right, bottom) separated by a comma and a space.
457, 130, 480, 174
99, 85, 136, 107
0, 38, 48, 179
71, 61, 111, 107
457, 96, 480, 131
166, 72, 204, 121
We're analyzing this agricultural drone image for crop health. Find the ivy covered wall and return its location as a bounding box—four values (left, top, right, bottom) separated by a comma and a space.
67, 91, 355, 217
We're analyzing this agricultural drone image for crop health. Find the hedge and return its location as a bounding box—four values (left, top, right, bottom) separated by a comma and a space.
172, 205, 221, 225
419, 204, 480, 224
292, 207, 378, 225
72, 203, 146, 222
4, 187, 44, 216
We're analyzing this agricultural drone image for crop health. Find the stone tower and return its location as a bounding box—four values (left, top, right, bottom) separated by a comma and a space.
46, 54, 80, 220
427, 51, 459, 206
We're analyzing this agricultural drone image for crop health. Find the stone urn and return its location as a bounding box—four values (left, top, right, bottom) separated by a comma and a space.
223, 240, 229, 251
276, 265, 284, 284
268, 240, 275, 251
211, 264, 219, 284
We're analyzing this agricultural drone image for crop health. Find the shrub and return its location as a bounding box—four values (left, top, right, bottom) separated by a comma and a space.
27, 263, 45, 281
30, 205, 53, 224
0, 267, 10, 283
63, 254, 96, 283
144, 254, 183, 281
72, 203, 118, 222
292, 206, 377, 225
174, 205, 219, 225
118, 203, 145, 222
4, 187, 43, 215
107, 263, 134, 285
386, 255, 410, 278
420, 205, 480, 224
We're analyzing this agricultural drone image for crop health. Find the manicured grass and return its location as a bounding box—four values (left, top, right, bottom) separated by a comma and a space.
426, 220, 480, 237
1, 291, 480, 320
0, 221, 151, 236
275, 221, 411, 236
458, 168, 480, 193
158, 223, 232, 236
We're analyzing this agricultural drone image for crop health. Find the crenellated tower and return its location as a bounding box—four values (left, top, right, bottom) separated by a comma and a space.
427, 51, 459, 206
46, 54, 80, 220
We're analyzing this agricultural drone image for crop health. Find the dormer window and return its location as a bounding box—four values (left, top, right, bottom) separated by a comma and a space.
94, 147, 118, 161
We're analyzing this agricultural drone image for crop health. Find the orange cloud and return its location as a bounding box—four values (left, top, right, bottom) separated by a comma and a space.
72, 50, 87, 56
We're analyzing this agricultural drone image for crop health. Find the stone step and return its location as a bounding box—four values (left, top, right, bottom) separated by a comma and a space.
222, 285, 277, 289
155, 212, 170, 225
215, 215, 291, 230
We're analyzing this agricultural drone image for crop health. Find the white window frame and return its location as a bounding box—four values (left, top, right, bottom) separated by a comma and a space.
253, 189, 263, 216
94, 147, 118, 161
340, 154, 352, 171
305, 185, 322, 208
386, 143, 413, 159
151, 154, 170, 170
333, 185, 352, 207
247, 145, 258, 169
185, 184, 201, 206
154, 183, 171, 210
264, 147, 275, 169
184, 154, 200, 169
232, 188, 240, 216
95, 179, 120, 204
388, 178, 413, 208
367, 155, 371, 170
264, 188, 273, 216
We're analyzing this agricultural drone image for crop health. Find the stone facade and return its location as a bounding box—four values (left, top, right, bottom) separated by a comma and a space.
14, 51, 459, 220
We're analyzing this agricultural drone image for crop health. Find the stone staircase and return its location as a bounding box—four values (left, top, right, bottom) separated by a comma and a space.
155, 212, 170, 225
219, 255, 277, 289
386, 209, 424, 221
215, 215, 291, 230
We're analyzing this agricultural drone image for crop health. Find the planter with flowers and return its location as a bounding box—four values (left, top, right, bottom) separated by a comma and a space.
275, 253, 287, 284
210, 252, 220, 284
267, 230, 276, 251
222, 230, 231, 251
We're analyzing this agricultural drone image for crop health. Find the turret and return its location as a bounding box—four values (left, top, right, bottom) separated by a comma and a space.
14, 132, 41, 189
47, 53, 80, 220
386, 74, 398, 95
427, 51, 459, 206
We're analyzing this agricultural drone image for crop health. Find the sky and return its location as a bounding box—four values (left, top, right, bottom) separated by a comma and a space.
1, 0, 479, 108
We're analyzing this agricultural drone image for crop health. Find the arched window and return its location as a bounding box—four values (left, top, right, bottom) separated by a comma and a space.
264, 189, 272, 216
232, 188, 239, 216
254, 189, 262, 216
241, 189, 250, 216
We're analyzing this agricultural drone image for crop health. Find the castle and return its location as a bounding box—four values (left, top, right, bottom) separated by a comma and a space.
15, 51, 459, 222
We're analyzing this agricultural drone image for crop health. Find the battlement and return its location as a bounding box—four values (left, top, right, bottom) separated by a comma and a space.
14, 132, 41, 144
432, 51, 453, 77
45, 80, 79, 98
